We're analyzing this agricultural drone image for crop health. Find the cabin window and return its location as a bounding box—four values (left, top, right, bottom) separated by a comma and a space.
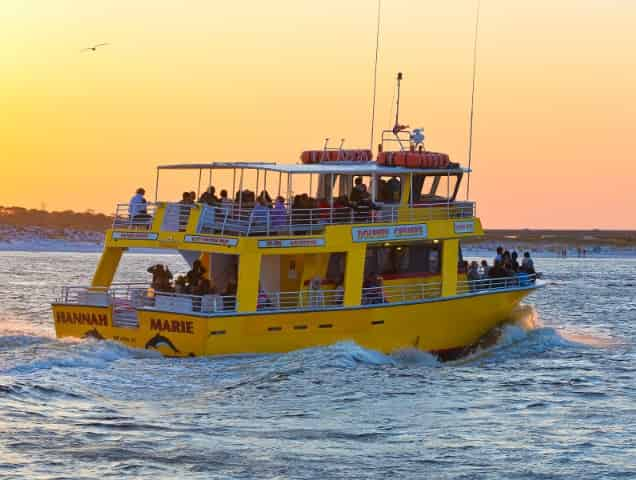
364, 242, 441, 277
412, 174, 463, 203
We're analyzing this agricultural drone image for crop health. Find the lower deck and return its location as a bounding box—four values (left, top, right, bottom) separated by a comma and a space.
52, 279, 539, 359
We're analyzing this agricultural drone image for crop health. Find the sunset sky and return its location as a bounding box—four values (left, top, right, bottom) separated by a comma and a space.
2, 0, 635, 229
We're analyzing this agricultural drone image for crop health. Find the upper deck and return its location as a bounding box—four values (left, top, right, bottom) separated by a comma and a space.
108, 161, 481, 251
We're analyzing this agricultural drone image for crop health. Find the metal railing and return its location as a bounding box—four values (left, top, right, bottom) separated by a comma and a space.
362, 281, 442, 305
56, 284, 238, 316
259, 289, 345, 311
111, 200, 474, 235
196, 201, 475, 236
113, 204, 158, 229
456, 273, 537, 294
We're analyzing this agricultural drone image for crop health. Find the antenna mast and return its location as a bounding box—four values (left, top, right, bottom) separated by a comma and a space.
466, 0, 481, 200
369, 0, 382, 151
393, 72, 403, 132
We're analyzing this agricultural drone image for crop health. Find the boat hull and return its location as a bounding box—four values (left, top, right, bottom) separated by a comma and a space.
52, 286, 536, 359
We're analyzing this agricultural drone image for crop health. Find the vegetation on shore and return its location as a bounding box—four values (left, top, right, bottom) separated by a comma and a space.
1, 206, 635, 248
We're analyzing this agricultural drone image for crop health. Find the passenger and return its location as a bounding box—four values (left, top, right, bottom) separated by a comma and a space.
147, 264, 173, 292
271, 196, 288, 232
308, 276, 324, 307
349, 177, 366, 205
354, 186, 379, 223
198, 186, 219, 205
510, 251, 520, 272
189, 191, 196, 202
386, 176, 401, 203
468, 261, 481, 290
520, 252, 535, 275
494, 246, 504, 265
372, 274, 387, 304
257, 288, 273, 310
174, 275, 187, 294
128, 187, 149, 224
480, 259, 490, 278
258, 190, 273, 207
250, 197, 270, 234
178, 191, 194, 231
488, 260, 508, 278
333, 195, 351, 223
191, 277, 211, 296
363, 272, 386, 304
186, 259, 207, 291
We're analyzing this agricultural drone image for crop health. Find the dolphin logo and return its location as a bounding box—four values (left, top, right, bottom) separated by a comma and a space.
82, 328, 105, 340
145, 333, 180, 353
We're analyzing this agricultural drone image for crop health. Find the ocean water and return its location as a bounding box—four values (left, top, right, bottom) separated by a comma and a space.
1, 252, 635, 479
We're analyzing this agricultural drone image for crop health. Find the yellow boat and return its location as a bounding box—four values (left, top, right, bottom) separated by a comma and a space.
51, 127, 541, 360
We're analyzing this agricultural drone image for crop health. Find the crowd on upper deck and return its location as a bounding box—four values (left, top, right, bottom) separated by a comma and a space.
127, 175, 405, 230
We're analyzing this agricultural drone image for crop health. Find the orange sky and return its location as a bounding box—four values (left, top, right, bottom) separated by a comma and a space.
1, 0, 635, 229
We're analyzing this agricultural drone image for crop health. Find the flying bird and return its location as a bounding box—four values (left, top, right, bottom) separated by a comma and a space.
81, 43, 109, 52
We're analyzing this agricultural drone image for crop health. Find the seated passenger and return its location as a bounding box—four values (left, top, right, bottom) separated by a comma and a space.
147, 264, 173, 292
191, 277, 211, 296
258, 190, 273, 207
174, 275, 187, 294
198, 186, 219, 205
349, 177, 366, 205
257, 289, 273, 310
271, 196, 288, 232
186, 259, 207, 290
178, 191, 194, 231
354, 187, 379, 223
333, 195, 351, 223
250, 198, 270, 234
386, 176, 401, 203
520, 252, 535, 275
128, 188, 150, 223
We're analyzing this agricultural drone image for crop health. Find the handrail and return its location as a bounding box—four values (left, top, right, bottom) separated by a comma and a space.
56, 285, 238, 314
111, 200, 475, 235
456, 273, 537, 294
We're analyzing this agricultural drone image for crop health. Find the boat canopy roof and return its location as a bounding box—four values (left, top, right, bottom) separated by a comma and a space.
157, 162, 470, 176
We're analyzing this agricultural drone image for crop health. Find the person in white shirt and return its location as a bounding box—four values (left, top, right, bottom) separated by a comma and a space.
128, 188, 148, 222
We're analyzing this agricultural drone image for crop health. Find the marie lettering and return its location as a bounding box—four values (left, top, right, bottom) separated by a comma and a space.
56, 312, 108, 326
150, 318, 194, 334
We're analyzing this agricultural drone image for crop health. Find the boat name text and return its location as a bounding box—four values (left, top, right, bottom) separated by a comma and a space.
150, 318, 194, 334
352, 224, 428, 243
55, 311, 108, 326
